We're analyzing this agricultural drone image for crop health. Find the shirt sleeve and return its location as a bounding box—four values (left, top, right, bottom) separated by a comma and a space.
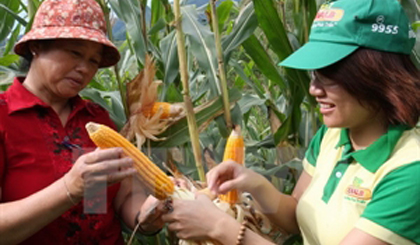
0, 131, 5, 189
303, 125, 328, 176
356, 161, 420, 244
0, 99, 5, 189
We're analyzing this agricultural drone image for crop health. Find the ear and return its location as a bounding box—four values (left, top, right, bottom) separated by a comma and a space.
28, 41, 43, 57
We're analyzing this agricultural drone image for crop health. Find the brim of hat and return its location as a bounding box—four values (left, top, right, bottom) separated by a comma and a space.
279, 41, 359, 70
14, 26, 120, 68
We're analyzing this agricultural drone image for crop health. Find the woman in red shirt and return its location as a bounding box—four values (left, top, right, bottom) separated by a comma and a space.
0, 0, 164, 244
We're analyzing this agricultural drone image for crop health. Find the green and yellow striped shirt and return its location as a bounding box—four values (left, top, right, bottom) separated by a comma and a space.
297, 125, 420, 245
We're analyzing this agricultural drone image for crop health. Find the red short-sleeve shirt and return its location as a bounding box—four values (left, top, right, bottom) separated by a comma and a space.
0, 78, 124, 244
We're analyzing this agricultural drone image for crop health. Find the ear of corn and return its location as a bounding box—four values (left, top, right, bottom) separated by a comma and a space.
142, 102, 171, 119
218, 126, 244, 205
142, 102, 184, 119
85, 122, 174, 200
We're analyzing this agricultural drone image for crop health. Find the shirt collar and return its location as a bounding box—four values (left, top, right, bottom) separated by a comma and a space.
335, 125, 410, 173
7, 77, 97, 116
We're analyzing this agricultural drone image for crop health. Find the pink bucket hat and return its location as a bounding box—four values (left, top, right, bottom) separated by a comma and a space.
14, 0, 120, 68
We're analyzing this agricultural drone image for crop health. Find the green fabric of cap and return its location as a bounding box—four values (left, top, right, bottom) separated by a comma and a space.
280, 0, 416, 70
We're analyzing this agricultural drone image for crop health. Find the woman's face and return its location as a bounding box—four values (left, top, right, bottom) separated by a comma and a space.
30, 39, 103, 99
309, 71, 376, 130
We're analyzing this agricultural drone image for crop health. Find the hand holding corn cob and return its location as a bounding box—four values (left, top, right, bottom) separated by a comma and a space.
174, 127, 275, 244
63, 147, 137, 202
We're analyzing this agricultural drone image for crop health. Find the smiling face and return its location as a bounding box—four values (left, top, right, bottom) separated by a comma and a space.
28, 39, 103, 100
310, 71, 377, 130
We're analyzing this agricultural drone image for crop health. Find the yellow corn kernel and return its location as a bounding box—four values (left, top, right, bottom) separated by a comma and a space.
85, 122, 174, 200
142, 102, 184, 119
219, 126, 244, 205
142, 102, 171, 119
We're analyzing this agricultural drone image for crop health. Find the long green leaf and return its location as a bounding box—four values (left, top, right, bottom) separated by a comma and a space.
238, 93, 266, 115
273, 114, 292, 144
413, 21, 420, 32
216, 0, 234, 33
109, 0, 146, 64
0, 2, 26, 26
252, 0, 293, 61
148, 18, 167, 36
152, 88, 242, 148
401, 0, 420, 23
181, 5, 220, 96
4, 25, 21, 55
253, 0, 315, 145
27, 0, 41, 18
214, 102, 242, 138
151, 0, 165, 28
229, 59, 265, 98
273, 86, 304, 145
160, 30, 179, 87
18, 0, 27, 13
0, 66, 16, 86
150, 0, 166, 44
401, 0, 420, 68
307, 0, 318, 29
222, 2, 258, 62
0, 1, 22, 43
0, 54, 20, 66
253, 0, 311, 97
242, 35, 286, 90
79, 88, 126, 130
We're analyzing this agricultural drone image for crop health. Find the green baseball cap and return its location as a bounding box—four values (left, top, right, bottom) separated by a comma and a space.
280, 0, 416, 70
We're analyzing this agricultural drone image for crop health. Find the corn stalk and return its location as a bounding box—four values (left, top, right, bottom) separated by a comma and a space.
138, 0, 148, 52
98, 0, 129, 119
173, 0, 206, 182
209, 0, 232, 129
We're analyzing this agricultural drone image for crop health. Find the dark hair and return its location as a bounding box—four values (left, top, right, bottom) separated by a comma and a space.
318, 48, 420, 127
18, 39, 56, 71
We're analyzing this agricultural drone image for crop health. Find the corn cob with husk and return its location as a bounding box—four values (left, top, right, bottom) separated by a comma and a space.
121, 55, 184, 147
86, 122, 278, 244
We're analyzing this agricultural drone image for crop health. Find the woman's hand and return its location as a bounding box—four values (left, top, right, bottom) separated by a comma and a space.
133, 177, 186, 234
162, 194, 236, 241
65, 147, 137, 198
136, 195, 167, 234
207, 160, 266, 196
